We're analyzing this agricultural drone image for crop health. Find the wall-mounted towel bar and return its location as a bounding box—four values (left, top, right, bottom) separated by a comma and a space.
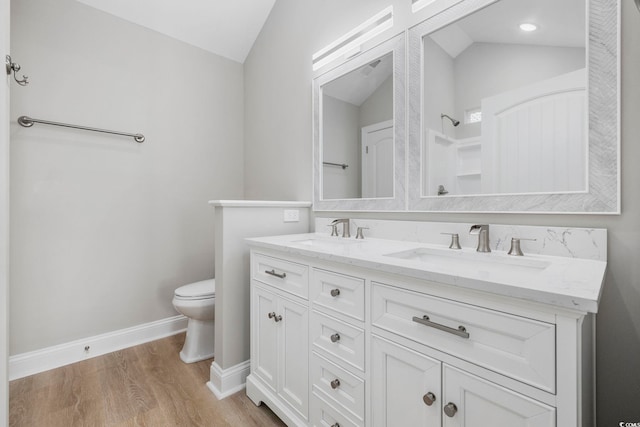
17, 115, 145, 143
323, 161, 348, 170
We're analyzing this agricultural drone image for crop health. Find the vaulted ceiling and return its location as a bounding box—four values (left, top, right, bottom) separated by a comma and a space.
75, 0, 277, 63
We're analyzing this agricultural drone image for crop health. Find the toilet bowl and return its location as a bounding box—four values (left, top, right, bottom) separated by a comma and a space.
172, 278, 215, 363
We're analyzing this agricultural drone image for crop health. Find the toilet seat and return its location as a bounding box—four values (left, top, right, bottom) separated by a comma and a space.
174, 279, 215, 300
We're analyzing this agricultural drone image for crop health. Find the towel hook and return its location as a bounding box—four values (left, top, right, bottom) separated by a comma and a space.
5, 55, 29, 86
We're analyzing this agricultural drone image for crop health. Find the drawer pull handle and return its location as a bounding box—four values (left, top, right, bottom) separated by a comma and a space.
412, 315, 470, 339
265, 269, 286, 279
330, 333, 341, 343
330, 379, 341, 389
331, 424, 341, 427
330, 288, 341, 297
268, 312, 283, 322
444, 402, 458, 417
423, 392, 436, 406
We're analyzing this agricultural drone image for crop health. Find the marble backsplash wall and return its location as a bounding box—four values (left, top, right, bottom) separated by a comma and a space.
315, 218, 607, 261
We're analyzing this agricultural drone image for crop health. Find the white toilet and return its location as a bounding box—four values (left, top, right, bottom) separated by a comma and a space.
172, 278, 215, 363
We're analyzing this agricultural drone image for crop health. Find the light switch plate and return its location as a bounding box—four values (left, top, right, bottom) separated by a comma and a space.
283, 209, 300, 222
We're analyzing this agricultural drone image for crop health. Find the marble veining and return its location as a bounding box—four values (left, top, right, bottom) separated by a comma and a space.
247, 230, 607, 313
315, 218, 607, 261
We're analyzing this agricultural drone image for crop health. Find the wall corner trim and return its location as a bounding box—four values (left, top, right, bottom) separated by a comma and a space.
206, 360, 251, 400
9, 315, 188, 380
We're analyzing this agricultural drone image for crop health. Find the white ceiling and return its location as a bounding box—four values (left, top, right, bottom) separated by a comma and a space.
323, 53, 394, 107
75, 0, 277, 63
431, 0, 585, 58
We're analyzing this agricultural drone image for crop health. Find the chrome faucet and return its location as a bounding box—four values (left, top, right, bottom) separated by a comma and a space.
331, 218, 351, 238
469, 224, 491, 253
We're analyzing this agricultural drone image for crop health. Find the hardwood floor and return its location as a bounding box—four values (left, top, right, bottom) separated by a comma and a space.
9, 333, 286, 427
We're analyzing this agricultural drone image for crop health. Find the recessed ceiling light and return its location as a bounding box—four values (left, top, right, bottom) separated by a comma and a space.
519, 23, 538, 32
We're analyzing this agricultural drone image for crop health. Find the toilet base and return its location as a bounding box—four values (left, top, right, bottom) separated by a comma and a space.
179, 318, 215, 363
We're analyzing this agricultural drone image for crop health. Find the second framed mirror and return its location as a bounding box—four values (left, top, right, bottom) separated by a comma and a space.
407, 0, 619, 213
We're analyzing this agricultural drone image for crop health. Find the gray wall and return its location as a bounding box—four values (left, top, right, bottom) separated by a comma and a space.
359, 76, 393, 128
9, 0, 244, 354
243, 0, 640, 423
322, 95, 360, 199
423, 36, 456, 136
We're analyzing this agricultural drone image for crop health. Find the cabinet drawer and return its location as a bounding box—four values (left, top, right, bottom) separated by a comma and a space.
311, 311, 365, 372
372, 283, 556, 393
311, 268, 365, 321
311, 393, 362, 427
253, 253, 309, 299
311, 353, 365, 422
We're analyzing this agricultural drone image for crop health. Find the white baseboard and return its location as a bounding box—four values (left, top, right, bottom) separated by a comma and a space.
206, 359, 250, 400
9, 315, 188, 380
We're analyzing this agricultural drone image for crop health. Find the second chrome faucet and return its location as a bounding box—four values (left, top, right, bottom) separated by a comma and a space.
469, 224, 491, 253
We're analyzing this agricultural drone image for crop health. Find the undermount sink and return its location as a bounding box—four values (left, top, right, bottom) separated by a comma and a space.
291, 237, 363, 250
384, 247, 551, 273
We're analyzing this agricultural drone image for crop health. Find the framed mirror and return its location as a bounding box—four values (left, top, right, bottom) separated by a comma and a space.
313, 34, 406, 211
408, 0, 619, 213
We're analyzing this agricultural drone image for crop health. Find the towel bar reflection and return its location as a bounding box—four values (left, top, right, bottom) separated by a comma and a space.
323, 161, 348, 170
17, 115, 145, 143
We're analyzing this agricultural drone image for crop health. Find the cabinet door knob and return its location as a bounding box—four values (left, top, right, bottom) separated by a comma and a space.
330, 288, 341, 297
444, 402, 458, 417
330, 379, 341, 389
422, 392, 436, 406
330, 333, 341, 343
331, 424, 341, 427
268, 312, 282, 322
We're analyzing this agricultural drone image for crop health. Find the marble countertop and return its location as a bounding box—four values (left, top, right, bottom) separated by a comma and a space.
247, 233, 607, 313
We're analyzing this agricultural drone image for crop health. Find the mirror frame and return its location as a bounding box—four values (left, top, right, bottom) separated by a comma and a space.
407, 0, 619, 213
313, 33, 406, 211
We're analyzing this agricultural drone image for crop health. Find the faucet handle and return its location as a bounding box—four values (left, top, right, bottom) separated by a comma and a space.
327, 223, 339, 237
355, 227, 369, 240
441, 233, 461, 250
508, 238, 537, 256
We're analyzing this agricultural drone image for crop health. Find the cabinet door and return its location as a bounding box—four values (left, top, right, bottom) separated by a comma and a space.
278, 296, 309, 419
442, 366, 555, 427
371, 335, 442, 427
253, 286, 278, 391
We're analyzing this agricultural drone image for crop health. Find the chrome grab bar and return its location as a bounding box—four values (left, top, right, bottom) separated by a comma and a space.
18, 115, 145, 143
412, 315, 470, 339
265, 269, 286, 279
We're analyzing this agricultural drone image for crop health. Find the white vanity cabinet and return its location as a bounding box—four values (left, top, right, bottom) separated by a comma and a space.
248, 254, 310, 425
309, 268, 367, 427
371, 335, 556, 427
246, 245, 596, 427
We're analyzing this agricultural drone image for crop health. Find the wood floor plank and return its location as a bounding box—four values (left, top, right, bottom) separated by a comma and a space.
9, 333, 285, 427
